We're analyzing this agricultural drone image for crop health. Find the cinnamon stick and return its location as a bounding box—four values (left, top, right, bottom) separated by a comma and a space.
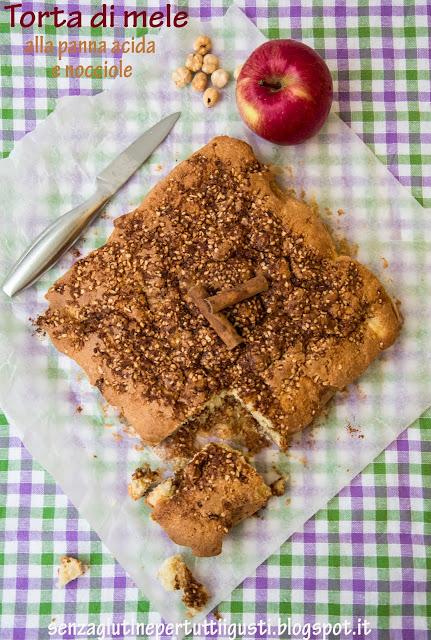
205, 274, 269, 314
188, 283, 244, 350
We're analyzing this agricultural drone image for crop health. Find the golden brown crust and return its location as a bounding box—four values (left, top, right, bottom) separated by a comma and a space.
147, 443, 271, 557
37, 135, 402, 448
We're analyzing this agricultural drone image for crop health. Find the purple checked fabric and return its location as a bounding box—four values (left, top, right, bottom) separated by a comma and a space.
0, 1, 429, 639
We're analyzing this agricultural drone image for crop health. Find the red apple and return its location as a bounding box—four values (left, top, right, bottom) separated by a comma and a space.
236, 39, 333, 145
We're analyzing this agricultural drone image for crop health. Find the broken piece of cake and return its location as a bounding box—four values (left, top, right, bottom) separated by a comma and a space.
128, 464, 161, 500
147, 443, 271, 556
57, 555, 87, 587
37, 136, 402, 450
158, 554, 209, 617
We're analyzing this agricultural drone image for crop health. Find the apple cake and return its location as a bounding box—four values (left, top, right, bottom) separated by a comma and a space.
37, 136, 402, 450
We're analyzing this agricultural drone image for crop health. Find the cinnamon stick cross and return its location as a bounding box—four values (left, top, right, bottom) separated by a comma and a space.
188, 274, 269, 350
205, 273, 268, 314
188, 284, 244, 350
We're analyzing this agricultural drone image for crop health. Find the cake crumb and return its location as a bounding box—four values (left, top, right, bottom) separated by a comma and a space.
57, 556, 87, 587
128, 464, 161, 501
270, 476, 287, 496
213, 607, 223, 621
337, 236, 359, 258
158, 555, 209, 617
346, 422, 364, 439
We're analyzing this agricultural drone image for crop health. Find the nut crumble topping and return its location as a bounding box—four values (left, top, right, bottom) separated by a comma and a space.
36, 136, 401, 447
37, 151, 369, 428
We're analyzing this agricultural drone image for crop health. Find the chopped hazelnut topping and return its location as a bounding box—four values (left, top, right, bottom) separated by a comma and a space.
36, 142, 383, 446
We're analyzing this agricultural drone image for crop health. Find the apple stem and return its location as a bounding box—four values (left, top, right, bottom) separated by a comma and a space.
259, 79, 283, 92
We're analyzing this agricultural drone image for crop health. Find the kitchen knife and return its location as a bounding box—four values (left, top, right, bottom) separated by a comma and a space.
2, 111, 181, 297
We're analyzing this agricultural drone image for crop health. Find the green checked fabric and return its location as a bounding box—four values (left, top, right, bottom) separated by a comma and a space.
0, 1, 430, 639
0, 415, 430, 637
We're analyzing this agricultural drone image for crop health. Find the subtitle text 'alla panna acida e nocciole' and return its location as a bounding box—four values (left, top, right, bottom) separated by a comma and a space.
3, 3, 189, 79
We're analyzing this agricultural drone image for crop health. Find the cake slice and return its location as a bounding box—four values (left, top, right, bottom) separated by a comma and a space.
147, 443, 271, 556
154, 394, 271, 468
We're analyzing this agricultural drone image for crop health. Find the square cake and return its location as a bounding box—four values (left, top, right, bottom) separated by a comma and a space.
38, 136, 402, 449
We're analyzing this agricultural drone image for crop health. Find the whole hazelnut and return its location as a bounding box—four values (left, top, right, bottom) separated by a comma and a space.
211, 68, 230, 89
233, 64, 243, 80
203, 87, 220, 108
185, 52, 203, 73
192, 71, 208, 92
172, 66, 192, 88
193, 35, 212, 56
202, 54, 219, 74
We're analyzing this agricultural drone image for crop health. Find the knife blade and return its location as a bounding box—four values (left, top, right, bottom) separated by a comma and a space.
2, 111, 181, 297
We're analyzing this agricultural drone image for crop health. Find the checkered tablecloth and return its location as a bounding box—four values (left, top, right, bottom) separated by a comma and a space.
0, 1, 430, 639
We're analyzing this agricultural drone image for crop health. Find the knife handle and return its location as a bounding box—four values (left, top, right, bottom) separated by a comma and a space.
2, 187, 111, 297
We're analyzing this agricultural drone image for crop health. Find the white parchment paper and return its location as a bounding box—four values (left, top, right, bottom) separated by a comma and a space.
0, 6, 430, 629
